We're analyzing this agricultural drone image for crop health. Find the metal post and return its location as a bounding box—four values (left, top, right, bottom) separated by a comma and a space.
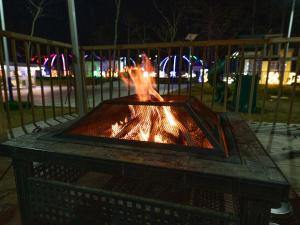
287, 0, 296, 39
185, 34, 198, 96
282, 0, 296, 124
188, 46, 192, 77
0, 0, 13, 101
0, 76, 7, 142
285, 0, 296, 54
67, 0, 87, 116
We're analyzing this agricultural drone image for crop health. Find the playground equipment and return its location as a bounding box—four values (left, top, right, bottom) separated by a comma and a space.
207, 59, 258, 112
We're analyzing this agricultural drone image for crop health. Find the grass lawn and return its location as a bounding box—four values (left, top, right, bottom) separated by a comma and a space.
7, 106, 77, 128
190, 83, 300, 123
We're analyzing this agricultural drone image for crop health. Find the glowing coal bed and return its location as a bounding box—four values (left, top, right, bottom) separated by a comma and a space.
67, 105, 212, 148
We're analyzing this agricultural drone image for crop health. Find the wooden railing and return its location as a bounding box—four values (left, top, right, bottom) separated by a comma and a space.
0, 31, 76, 137
80, 37, 300, 124
0, 31, 300, 138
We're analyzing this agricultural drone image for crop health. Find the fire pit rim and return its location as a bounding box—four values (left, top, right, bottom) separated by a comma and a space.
48, 95, 241, 163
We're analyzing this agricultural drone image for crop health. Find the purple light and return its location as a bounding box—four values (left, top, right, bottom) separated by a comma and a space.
61, 54, 66, 74
43, 54, 68, 74
43, 58, 49, 66
51, 54, 57, 67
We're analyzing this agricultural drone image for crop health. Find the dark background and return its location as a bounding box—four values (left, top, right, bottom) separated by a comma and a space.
3, 0, 300, 45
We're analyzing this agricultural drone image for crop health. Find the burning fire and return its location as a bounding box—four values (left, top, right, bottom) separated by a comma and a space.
109, 54, 193, 145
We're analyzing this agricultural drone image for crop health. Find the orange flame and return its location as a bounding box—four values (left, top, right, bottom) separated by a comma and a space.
110, 54, 192, 145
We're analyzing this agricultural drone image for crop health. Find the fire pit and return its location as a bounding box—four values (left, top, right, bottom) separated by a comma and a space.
60, 56, 232, 160
0, 56, 290, 225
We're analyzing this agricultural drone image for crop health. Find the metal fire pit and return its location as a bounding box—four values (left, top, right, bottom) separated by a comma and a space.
0, 96, 289, 225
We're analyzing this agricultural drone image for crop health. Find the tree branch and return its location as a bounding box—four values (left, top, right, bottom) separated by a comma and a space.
30, 6, 42, 36
28, 0, 38, 8
153, 0, 172, 28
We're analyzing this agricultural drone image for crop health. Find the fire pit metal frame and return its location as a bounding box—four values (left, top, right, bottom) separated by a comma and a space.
0, 111, 290, 225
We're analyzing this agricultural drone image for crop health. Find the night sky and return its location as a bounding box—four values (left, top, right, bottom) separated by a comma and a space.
3, 0, 300, 45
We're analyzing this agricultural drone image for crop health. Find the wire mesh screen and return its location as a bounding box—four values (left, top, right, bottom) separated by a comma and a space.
27, 170, 239, 225
64, 102, 214, 149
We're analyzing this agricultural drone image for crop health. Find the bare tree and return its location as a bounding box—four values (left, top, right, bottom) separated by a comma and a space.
251, 0, 257, 35
151, 23, 169, 42
122, 13, 138, 44
110, 0, 122, 99
153, 0, 185, 42
187, 0, 247, 40
26, 0, 61, 54
27, 0, 49, 37
113, 0, 122, 48
136, 23, 152, 43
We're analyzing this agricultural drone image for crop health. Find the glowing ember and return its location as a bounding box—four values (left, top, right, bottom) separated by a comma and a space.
109, 54, 194, 145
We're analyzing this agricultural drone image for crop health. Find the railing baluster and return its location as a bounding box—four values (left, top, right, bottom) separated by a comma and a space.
70, 49, 78, 113
118, 49, 121, 98
0, 70, 5, 132
273, 43, 288, 124
156, 48, 160, 94
24, 41, 37, 126
260, 44, 273, 118
166, 48, 171, 95
99, 49, 103, 102
178, 47, 183, 95
11, 39, 27, 133
91, 50, 95, 108
63, 48, 72, 115
0, 40, 13, 137
55, 47, 64, 116
112, 49, 117, 99
211, 46, 218, 108
109, 49, 113, 99
80, 49, 88, 110
248, 45, 258, 114
127, 49, 131, 96
186, 49, 190, 94
200, 46, 207, 101
189, 46, 195, 97
235, 45, 245, 113
287, 45, 300, 124
36, 44, 47, 122
223, 45, 231, 111
46, 45, 56, 119
147, 48, 152, 92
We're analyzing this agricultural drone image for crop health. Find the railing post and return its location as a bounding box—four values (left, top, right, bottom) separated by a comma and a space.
67, 0, 87, 116
0, 88, 7, 142
0, 0, 13, 101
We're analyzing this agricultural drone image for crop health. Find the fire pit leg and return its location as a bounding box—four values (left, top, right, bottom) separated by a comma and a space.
13, 159, 32, 225
240, 198, 271, 225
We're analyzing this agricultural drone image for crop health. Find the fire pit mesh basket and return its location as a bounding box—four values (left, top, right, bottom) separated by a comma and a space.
26, 162, 239, 225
